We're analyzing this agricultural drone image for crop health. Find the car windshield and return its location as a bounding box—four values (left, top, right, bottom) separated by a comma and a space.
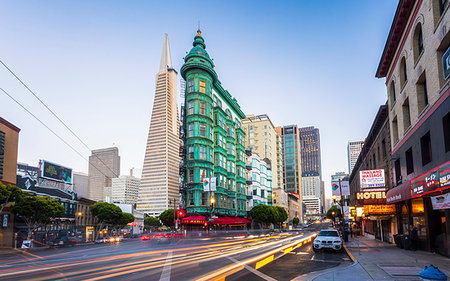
318, 231, 339, 237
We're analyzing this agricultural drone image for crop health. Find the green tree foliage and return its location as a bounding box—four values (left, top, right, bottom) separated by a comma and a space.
11, 195, 64, 239
90, 202, 123, 225
158, 209, 175, 227
326, 205, 342, 220
292, 217, 300, 226
275, 206, 288, 227
144, 216, 162, 228
249, 204, 271, 226
0, 181, 24, 212
118, 212, 135, 227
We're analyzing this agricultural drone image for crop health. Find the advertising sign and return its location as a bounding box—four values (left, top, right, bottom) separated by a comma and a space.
360, 169, 385, 188
210, 177, 217, 191
356, 191, 386, 205
411, 161, 450, 197
363, 204, 395, 215
203, 178, 210, 192
341, 181, 350, 196
430, 193, 450, 210
331, 181, 341, 196
41, 160, 72, 184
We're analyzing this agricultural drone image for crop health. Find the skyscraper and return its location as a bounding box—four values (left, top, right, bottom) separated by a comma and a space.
112, 175, 141, 204
348, 140, 364, 174
137, 34, 180, 217
88, 147, 120, 201
299, 126, 322, 217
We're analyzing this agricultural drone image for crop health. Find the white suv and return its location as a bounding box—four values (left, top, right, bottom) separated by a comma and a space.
313, 229, 343, 252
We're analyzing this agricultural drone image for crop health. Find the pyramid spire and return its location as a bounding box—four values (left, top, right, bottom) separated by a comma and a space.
159, 33, 173, 72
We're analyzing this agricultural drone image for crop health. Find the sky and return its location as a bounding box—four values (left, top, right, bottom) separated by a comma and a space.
1, 1, 398, 200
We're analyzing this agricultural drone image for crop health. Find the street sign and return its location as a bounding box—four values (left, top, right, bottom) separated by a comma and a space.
1, 214, 9, 228
443, 46, 450, 80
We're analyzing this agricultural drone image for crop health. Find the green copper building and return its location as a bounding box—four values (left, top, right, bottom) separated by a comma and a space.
180, 30, 247, 218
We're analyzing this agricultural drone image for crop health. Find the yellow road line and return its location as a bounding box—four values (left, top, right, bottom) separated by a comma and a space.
343, 244, 356, 261
283, 247, 293, 254
255, 255, 274, 270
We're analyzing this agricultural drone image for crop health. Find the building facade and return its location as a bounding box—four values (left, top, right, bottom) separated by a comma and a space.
88, 147, 120, 202
246, 152, 270, 209
299, 126, 322, 217
376, 0, 450, 255
137, 34, 181, 217
276, 125, 303, 223
180, 30, 247, 219
75, 197, 96, 242
348, 140, 365, 174
242, 114, 280, 197
73, 172, 88, 199
112, 175, 141, 204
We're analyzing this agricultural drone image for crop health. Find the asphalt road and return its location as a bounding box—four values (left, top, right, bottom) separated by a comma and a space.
0, 223, 348, 281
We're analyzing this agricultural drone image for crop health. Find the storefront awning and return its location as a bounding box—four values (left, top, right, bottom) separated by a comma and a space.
181, 215, 206, 224
386, 181, 411, 204
213, 217, 252, 225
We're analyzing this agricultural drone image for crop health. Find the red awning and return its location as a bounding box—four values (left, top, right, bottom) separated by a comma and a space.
181, 215, 206, 224
386, 181, 411, 204
213, 217, 252, 225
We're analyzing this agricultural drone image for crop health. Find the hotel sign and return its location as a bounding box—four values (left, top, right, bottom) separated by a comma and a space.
363, 204, 395, 215
411, 161, 450, 197
356, 191, 386, 205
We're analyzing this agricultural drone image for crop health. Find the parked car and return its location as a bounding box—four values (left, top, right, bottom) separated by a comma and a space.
49, 236, 78, 247
313, 229, 343, 252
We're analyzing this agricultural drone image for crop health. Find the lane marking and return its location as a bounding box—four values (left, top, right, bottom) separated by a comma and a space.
255, 255, 274, 270
283, 247, 293, 254
228, 257, 277, 281
159, 251, 172, 281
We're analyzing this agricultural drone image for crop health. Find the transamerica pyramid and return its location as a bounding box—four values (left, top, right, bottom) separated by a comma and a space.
137, 34, 180, 216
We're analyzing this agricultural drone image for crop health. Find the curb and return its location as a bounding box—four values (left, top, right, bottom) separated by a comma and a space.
343, 244, 356, 261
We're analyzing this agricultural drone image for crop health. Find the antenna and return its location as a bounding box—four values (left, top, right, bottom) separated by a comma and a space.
198, 20, 200, 31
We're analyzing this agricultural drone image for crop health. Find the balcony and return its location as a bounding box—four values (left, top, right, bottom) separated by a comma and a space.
246, 177, 253, 185
246, 163, 252, 170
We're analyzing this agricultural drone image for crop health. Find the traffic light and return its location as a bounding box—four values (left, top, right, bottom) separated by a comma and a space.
177, 210, 185, 218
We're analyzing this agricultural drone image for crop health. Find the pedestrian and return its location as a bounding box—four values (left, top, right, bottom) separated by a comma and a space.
409, 224, 418, 251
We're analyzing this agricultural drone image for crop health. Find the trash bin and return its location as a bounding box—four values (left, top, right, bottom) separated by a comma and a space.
393, 234, 401, 248
401, 235, 410, 250
419, 265, 447, 280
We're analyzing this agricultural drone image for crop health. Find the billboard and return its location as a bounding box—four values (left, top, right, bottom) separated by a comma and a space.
360, 169, 385, 188
331, 180, 350, 196
363, 204, 395, 215
41, 160, 72, 184
411, 160, 450, 197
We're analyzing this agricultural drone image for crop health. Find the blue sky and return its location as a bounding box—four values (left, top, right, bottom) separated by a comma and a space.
0, 1, 397, 199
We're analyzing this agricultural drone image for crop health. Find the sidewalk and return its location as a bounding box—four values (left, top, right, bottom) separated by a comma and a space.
308, 235, 450, 281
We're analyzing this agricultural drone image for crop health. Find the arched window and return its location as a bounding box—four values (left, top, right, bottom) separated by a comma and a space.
400, 57, 407, 87
389, 81, 396, 107
413, 23, 424, 62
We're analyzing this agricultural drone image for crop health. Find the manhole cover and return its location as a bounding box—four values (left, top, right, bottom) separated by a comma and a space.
378, 265, 422, 277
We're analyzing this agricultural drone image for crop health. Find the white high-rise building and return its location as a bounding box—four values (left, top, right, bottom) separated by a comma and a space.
137, 34, 180, 216
348, 140, 364, 174
112, 175, 141, 204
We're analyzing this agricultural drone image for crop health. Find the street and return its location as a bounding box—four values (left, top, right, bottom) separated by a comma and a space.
0, 223, 350, 281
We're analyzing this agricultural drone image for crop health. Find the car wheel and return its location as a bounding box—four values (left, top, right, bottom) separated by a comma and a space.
313, 247, 319, 252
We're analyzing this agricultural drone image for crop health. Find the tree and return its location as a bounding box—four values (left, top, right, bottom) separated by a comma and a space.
249, 204, 272, 228
144, 216, 162, 229
90, 202, 123, 239
158, 209, 175, 227
0, 181, 24, 213
118, 213, 135, 228
11, 195, 65, 240
326, 205, 342, 220
275, 206, 288, 228
292, 217, 300, 227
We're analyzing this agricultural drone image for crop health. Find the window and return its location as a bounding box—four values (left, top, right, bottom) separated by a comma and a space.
413, 24, 424, 62
443, 112, 450, 152
199, 102, 206, 115
213, 96, 217, 107
264, 125, 267, 129
406, 147, 414, 174
189, 147, 194, 160
199, 146, 206, 160
250, 139, 254, 144
188, 124, 194, 137
392, 116, 399, 144
200, 169, 207, 182
188, 101, 194, 115
395, 159, 401, 185
201, 193, 207, 206
420, 131, 432, 166
189, 169, 194, 183
402, 98, 411, 131
250, 126, 253, 130
416, 72, 428, 114
189, 192, 194, 206
226, 109, 231, 120
199, 80, 206, 93
188, 80, 194, 93
400, 57, 407, 87
382, 139, 387, 158
389, 82, 396, 108
199, 124, 206, 137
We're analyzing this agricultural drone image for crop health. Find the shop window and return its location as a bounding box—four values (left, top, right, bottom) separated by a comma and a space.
405, 147, 414, 174
400, 57, 407, 88
443, 112, 450, 152
416, 71, 428, 114
412, 198, 425, 213
402, 98, 411, 131
189, 147, 194, 160
199, 80, 206, 94
420, 131, 432, 166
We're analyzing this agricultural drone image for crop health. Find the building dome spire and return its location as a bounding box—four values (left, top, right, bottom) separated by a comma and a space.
159, 33, 173, 73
